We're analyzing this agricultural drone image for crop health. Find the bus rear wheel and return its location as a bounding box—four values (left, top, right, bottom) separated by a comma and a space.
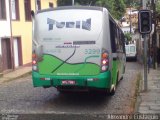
109, 73, 118, 96
108, 85, 116, 96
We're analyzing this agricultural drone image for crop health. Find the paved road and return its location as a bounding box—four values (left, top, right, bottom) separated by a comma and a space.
0, 62, 142, 120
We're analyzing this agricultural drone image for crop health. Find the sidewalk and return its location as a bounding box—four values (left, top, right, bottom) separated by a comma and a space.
136, 67, 160, 114
0, 66, 32, 84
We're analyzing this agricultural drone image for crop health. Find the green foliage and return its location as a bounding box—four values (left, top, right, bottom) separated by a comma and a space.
112, 0, 126, 20
124, 0, 141, 9
95, 0, 114, 11
57, 0, 97, 6
95, 0, 126, 20
124, 33, 132, 41
58, 0, 126, 20
156, 1, 160, 14
57, 0, 72, 6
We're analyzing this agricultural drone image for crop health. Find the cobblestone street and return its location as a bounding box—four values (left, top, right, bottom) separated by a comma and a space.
0, 62, 141, 119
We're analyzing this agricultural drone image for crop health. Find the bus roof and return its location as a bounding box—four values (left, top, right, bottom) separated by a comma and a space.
37, 6, 104, 14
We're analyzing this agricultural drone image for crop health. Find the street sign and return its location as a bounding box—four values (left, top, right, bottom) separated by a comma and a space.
138, 10, 152, 34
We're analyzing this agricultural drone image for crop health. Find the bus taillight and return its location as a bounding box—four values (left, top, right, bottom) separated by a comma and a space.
101, 50, 109, 72
32, 53, 37, 59
102, 59, 108, 65
32, 60, 37, 64
32, 53, 38, 71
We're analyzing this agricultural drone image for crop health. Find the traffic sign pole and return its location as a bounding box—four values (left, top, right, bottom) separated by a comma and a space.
143, 34, 148, 91
138, 10, 152, 91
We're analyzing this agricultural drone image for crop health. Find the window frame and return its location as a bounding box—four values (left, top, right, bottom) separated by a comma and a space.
49, 2, 54, 8
24, 0, 31, 21
11, 0, 20, 21
0, 0, 6, 20
109, 18, 116, 53
37, 0, 41, 10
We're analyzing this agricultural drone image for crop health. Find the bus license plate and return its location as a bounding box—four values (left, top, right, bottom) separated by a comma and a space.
62, 80, 76, 85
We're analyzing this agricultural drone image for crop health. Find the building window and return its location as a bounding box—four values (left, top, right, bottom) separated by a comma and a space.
11, 0, 19, 20
0, 0, 6, 19
49, 2, 53, 8
37, 0, 41, 10
24, 0, 31, 21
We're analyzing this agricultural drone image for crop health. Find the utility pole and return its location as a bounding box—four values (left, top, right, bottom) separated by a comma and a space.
152, 0, 157, 69
129, 0, 132, 34
138, 10, 152, 91
130, 5, 132, 34
72, 0, 74, 5
144, 34, 148, 91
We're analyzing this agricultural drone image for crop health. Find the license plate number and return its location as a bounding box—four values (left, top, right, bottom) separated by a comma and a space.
62, 80, 76, 85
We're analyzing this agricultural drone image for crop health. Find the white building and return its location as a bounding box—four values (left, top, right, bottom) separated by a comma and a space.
0, 0, 11, 54
0, 0, 12, 70
121, 26, 134, 34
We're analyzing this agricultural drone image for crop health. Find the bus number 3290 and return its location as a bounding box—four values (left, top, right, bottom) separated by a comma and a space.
85, 49, 100, 55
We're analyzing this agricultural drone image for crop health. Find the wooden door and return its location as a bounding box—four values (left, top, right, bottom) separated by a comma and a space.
1, 38, 12, 70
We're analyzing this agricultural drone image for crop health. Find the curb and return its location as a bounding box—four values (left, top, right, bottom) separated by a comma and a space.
0, 71, 32, 84
134, 72, 142, 113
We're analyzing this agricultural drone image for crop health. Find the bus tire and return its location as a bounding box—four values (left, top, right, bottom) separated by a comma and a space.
109, 73, 118, 96
109, 86, 116, 96
109, 85, 116, 96
120, 66, 125, 80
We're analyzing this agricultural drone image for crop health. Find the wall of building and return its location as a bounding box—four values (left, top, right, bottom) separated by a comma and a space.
124, 8, 138, 28
12, 0, 57, 65
0, 0, 11, 38
121, 26, 134, 34
0, 0, 11, 55
41, 0, 57, 9
12, 0, 34, 65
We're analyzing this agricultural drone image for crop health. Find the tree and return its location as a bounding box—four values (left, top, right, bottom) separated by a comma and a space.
157, 0, 160, 14
124, 33, 132, 42
58, 0, 97, 6
95, 0, 125, 20
124, 0, 141, 9
95, 0, 114, 15
58, 0, 126, 20
57, 0, 72, 6
75, 0, 97, 5
112, 0, 126, 20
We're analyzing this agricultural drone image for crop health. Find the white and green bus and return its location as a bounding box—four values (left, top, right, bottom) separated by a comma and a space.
32, 6, 126, 95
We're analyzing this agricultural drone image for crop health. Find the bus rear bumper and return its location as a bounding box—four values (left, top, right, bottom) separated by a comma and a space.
32, 71, 111, 90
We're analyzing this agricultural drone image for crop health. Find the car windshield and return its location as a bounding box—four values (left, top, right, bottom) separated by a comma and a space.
125, 46, 129, 52
130, 46, 136, 52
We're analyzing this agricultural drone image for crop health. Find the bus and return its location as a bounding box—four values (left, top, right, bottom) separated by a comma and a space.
31, 6, 126, 95
125, 44, 137, 61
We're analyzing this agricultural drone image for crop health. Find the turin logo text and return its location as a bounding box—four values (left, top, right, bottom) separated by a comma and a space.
47, 18, 91, 31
